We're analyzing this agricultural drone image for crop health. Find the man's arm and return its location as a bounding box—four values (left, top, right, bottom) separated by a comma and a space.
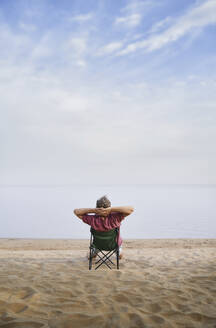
109, 206, 134, 218
74, 206, 134, 219
74, 208, 97, 219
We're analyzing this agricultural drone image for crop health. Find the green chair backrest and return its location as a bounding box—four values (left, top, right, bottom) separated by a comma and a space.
91, 228, 118, 251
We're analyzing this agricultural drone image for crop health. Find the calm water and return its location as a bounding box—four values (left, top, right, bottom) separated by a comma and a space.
0, 185, 216, 239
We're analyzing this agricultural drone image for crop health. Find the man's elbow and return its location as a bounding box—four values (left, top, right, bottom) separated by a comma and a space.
124, 206, 134, 216
74, 209, 82, 219
128, 206, 134, 214
74, 209, 80, 217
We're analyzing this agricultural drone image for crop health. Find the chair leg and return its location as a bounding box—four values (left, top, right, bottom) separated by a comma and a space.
95, 250, 115, 270
95, 258, 112, 270
89, 248, 92, 270
95, 249, 119, 270
116, 247, 119, 270
89, 232, 93, 270
95, 250, 115, 266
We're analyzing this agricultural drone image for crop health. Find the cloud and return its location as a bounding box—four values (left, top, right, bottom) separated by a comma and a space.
0, 23, 31, 59
122, 0, 156, 12
114, 0, 143, 28
71, 12, 93, 23
67, 37, 88, 67
68, 37, 87, 55
149, 16, 173, 34
31, 33, 53, 58
76, 59, 86, 67
118, 0, 216, 55
115, 13, 142, 28
97, 42, 123, 56
114, 0, 158, 29
19, 22, 37, 32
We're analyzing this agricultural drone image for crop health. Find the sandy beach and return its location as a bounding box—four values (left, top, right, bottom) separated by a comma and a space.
0, 239, 216, 328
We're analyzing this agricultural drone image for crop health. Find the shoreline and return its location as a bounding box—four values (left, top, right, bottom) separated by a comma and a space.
0, 238, 216, 250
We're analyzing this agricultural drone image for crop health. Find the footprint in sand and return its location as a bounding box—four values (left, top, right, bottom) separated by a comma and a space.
7, 303, 28, 314
11, 287, 36, 301
188, 312, 216, 324
145, 302, 162, 313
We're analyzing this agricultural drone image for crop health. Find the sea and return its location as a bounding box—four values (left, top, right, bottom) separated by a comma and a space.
0, 185, 216, 239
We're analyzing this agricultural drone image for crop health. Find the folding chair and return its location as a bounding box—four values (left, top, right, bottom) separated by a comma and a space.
89, 227, 120, 270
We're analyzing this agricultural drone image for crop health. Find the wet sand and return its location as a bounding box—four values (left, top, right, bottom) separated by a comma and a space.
0, 239, 216, 328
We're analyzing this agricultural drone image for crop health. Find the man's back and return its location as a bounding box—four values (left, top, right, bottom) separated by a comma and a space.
82, 212, 124, 245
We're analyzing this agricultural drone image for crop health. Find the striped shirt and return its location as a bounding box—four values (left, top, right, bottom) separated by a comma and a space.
82, 212, 124, 246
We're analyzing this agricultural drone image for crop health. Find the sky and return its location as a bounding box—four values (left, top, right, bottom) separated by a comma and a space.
1, 0, 216, 186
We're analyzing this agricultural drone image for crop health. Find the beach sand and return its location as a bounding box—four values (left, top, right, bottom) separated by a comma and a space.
0, 239, 216, 328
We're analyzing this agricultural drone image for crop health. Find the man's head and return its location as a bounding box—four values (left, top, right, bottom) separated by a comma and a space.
96, 195, 111, 208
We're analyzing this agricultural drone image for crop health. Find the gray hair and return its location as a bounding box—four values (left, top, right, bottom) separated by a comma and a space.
96, 195, 111, 208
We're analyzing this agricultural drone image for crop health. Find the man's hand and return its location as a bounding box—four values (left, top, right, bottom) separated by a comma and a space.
74, 208, 97, 219
95, 207, 111, 217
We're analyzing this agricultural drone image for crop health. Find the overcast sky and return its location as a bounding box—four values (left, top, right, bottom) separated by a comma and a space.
1, 0, 216, 185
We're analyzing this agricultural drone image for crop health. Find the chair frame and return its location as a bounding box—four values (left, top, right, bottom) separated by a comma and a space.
89, 228, 120, 270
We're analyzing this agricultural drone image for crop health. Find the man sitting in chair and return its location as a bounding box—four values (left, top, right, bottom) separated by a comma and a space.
74, 196, 134, 259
